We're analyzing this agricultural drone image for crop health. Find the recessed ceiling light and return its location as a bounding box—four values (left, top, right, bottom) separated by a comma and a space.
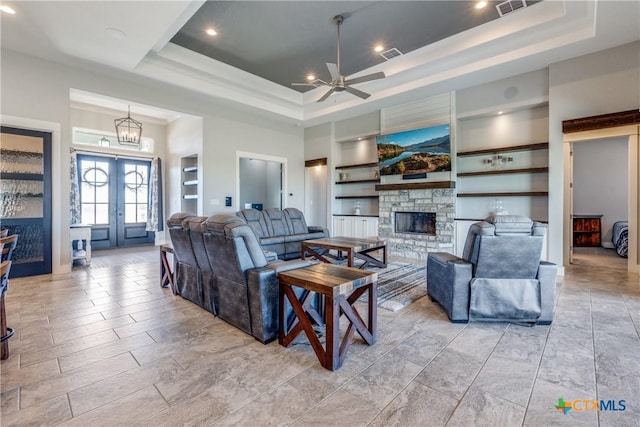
374, 45, 384, 53
498, 111, 504, 115
0, 5, 16, 14
206, 28, 217, 36
475, 1, 488, 9
306, 74, 315, 81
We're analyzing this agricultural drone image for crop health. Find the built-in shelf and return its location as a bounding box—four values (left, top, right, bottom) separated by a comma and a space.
456, 167, 549, 177
183, 194, 198, 200
335, 179, 380, 185
457, 143, 549, 157
335, 162, 379, 170
375, 181, 455, 191
456, 191, 549, 197
335, 195, 379, 199
0, 149, 44, 158
332, 214, 379, 217
182, 180, 198, 186
0, 173, 44, 181
182, 166, 198, 173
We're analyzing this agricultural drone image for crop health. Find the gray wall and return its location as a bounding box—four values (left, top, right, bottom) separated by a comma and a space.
573, 137, 628, 245
239, 158, 282, 210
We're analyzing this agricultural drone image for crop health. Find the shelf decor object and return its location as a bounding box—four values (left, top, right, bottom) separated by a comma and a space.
114, 105, 143, 146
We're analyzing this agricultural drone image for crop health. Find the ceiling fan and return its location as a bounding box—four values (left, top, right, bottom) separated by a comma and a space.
292, 15, 386, 102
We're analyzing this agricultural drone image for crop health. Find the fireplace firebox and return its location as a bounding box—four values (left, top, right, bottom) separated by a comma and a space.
395, 212, 436, 235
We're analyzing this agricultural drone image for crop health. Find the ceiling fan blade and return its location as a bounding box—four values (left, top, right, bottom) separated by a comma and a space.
317, 87, 336, 102
345, 72, 386, 85
326, 63, 339, 81
344, 86, 371, 100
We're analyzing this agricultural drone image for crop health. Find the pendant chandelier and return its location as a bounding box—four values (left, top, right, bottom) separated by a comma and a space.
114, 105, 142, 146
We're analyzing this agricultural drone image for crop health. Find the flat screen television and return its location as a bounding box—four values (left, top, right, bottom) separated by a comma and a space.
377, 124, 451, 176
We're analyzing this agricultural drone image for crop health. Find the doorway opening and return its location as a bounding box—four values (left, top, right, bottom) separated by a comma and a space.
569, 137, 629, 271
237, 152, 286, 211
562, 110, 639, 273
77, 154, 155, 249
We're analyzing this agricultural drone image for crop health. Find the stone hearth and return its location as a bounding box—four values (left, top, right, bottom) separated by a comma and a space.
378, 188, 455, 261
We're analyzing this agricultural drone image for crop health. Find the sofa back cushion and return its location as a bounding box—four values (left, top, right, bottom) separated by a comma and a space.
284, 208, 309, 235
237, 209, 269, 238
263, 208, 291, 237
474, 235, 543, 279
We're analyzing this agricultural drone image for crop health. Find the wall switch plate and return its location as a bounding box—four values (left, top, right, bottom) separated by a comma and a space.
225, 196, 232, 207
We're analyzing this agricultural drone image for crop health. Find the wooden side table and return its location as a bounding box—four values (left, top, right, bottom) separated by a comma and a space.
160, 244, 177, 295
278, 263, 377, 371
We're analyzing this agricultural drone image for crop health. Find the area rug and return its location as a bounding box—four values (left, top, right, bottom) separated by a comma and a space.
332, 259, 426, 311
374, 262, 426, 312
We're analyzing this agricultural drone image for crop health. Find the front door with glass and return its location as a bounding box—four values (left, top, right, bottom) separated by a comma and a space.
78, 155, 154, 248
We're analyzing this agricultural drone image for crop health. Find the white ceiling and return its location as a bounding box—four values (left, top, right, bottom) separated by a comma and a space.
1, 1, 639, 126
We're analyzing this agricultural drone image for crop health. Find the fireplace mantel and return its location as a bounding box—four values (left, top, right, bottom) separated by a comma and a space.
375, 181, 455, 191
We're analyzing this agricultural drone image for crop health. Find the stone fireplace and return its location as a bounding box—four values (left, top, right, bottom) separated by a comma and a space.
377, 183, 455, 261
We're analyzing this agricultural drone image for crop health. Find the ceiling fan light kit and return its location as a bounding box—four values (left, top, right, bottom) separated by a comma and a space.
292, 14, 386, 102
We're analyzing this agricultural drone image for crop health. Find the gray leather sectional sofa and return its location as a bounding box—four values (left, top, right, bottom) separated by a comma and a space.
167, 208, 324, 342
236, 208, 329, 260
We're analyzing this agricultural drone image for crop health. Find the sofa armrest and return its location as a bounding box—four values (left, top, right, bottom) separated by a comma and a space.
246, 267, 279, 344
246, 259, 312, 343
308, 226, 329, 237
536, 261, 557, 325
427, 252, 473, 322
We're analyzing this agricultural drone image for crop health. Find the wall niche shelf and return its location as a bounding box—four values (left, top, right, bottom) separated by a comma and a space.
457, 142, 549, 157
335, 195, 379, 199
180, 155, 198, 214
335, 162, 379, 169
336, 179, 380, 185
457, 167, 548, 177
457, 191, 549, 198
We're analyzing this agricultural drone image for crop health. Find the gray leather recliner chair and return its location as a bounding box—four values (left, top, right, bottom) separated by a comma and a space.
202, 214, 312, 343
427, 215, 557, 325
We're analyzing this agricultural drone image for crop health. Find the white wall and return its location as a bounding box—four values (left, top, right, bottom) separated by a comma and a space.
1, 49, 304, 274
549, 41, 640, 269
573, 138, 628, 245
167, 116, 202, 217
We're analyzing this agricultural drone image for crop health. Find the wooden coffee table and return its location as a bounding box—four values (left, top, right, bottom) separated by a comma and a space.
278, 263, 377, 371
301, 236, 387, 269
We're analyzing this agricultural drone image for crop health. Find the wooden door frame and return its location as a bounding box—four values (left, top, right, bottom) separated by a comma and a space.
563, 110, 640, 272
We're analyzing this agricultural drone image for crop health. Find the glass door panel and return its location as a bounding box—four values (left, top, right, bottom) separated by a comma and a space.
0, 127, 52, 277
78, 155, 154, 249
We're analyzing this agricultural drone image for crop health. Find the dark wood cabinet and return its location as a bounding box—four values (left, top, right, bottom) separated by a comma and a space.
573, 215, 602, 247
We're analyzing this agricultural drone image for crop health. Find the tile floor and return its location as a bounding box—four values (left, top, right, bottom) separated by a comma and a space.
1, 246, 639, 426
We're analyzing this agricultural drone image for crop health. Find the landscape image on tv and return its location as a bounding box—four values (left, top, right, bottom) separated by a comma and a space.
377, 124, 451, 176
